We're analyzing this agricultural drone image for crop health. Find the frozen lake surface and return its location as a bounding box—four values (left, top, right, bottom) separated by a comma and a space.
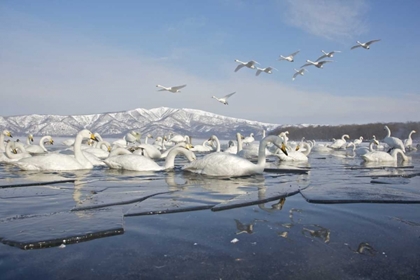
1, 139, 419, 279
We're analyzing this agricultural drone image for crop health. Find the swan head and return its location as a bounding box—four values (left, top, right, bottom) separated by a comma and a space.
272, 137, 288, 156
45, 136, 54, 145
28, 134, 34, 142
3, 130, 12, 137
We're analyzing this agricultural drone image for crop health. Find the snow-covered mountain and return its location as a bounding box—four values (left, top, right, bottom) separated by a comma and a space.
0, 107, 290, 139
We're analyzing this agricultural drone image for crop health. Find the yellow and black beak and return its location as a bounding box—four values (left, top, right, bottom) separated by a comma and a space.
185, 143, 194, 150
12, 148, 18, 154
295, 145, 300, 151
30, 136, 34, 142
280, 143, 288, 156
90, 134, 99, 142
8, 132, 12, 138
50, 139, 54, 145
107, 146, 112, 152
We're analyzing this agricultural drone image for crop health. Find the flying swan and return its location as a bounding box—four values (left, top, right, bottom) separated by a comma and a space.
301, 60, 333, 69
351, 39, 381, 50
292, 68, 308, 81
316, 50, 341, 61
156, 84, 187, 93
234, 60, 259, 72
279, 51, 300, 62
255, 67, 277, 76
212, 92, 236, 105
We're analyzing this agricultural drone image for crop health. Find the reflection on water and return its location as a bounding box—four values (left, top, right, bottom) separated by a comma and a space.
0, 141, 420, 278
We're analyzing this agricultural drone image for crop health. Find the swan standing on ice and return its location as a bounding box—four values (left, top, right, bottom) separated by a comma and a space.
104, 146, 196, 171
182, 135, 287, 177
301, 60, 333, 69
316, 50, 341, 61
255, 67, 277, 76
0, 130, 13, 152
156, 84, 186, 93
279, 51, 300, 62
383, 125, 405, 153
351, 39, 381, 50
362, 148, 410, 163
13, 129, 99, 171
212, 92, 236, 105
234, 60, 259, 72
292, 68, 308, 81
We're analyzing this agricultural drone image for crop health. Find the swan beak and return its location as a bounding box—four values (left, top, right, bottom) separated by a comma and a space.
90, 134, 99, 142
280, 143, 288, 156
185, 143, 194, 150
12, 148, 18, 154
295, 145, 300, 151
30, 136, 34, 142
374, 140, 379, 145
108, 146, 111, 152
8, 132, 12, 138
50, 139, 54, 145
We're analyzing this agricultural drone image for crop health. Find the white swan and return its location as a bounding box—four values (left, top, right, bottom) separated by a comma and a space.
404, 130, 416, 149
292, 68, 308, 81
0, 130, 13, 152
168, 134, 190, 144
279, 51, 299, 62
223, 140, 237, 154
328, 134, 350, 149
83, 141, 111, 159
362, 148, 410, 163
190, 139, 214, 152
132, 143, 162, 160
255, 67, 277, 76
316, 50, 341, 61
1, 141, 32, 162
234, 60, 259, 72
24, 134, 34, 147
156, 84, 186, 93
125, 131, 141, 146
275, 142, 311, 162
104, 146, 196, 171
25, 135, 54, 154
301, 60, 333, 69
212, 92, 236, 105
182, 135, 287, 177
353, 136, 363, 146
351, 39, 381, 50
383, 125, 405, 153
242, 133, 255, 145
13, 129, 98, 171
347, 138, 379, 156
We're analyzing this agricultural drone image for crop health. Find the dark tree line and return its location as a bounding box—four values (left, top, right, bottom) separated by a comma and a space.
270, 122, 420, 142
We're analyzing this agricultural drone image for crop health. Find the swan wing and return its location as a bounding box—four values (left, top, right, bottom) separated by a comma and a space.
223, 92, 236, 99
289, 50, 300, 57
315, 55, 327, 62
172, 84, 186, 90
14, 154, 83, 171
351, 45, 361, 50
234, 64, 245, 72
300, 63, 311, 68
366, 39, 381, 45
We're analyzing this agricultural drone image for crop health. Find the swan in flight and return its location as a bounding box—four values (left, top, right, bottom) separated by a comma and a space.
362, 148, 410, 163
156, 84, 186, 93
104, 146, 196, 171
234, 60, 259, 72
351, 39, 381, 50
13, 129, 99, 171
383, 125, 405, 153
255, 67, 277, 76
292, 68, 308, 81
316, 50, 341, 61
279, 51, 300, 62
212, 92, 236, 105
301, 60, 333, 69
0, 130, 13, 152
404, 130, 416, 150
182, 135, 287, 177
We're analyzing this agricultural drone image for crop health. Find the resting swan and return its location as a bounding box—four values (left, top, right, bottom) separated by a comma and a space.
328, 134, 349, 149
404, 130, 416, 150
383, 126, 405, 153
25, 135, 54, 154
13, 130, 98, 171
104, 146, 196, 171
0, 130, 13, 152
1, 141, 32, 162
182, 135, 287, 177
275, 142, 311, 162
362, 148, 410, 163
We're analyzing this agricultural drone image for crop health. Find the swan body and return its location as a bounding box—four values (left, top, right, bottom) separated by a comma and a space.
292, 68, 308, 81
275, 142, 311, 162
404, 130, 416, 149
353, 136, 363, 146
242, 133, 255, 145
329, 134, 350, 149
125, 131, 142, 146
25, 136, 54, 154
316, 50, 341, 61
279, 51, 299, 62
14, 130, 98, 171
255, 67, 277, 76
104, 146, 196, 171
1, 141, 32, 162
182, 135, 286, 177
301, 60, 333, 69
223, 140, 237, 154
190, 139, 213, 152
234, 60, 259, 72
0, 130, 13, 152
168, 134, 190, 144
84, 141, 111, 159
362, 149, 410, 162
349, 139, 379, 156
132, 143, 162, 159
383, 126, 405, 153
351, 39, 381, 50
212, 92, 236, 105
156, 84, 186, 93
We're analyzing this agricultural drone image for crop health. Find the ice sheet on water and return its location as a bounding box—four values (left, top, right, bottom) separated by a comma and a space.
301, 176, 420, 203
0, 209, 123, 250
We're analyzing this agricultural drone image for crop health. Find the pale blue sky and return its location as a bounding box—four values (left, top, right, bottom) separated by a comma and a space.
1, 0, 419, 125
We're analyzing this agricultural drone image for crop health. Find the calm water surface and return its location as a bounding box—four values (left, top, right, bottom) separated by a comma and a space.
0, 138, 419, 279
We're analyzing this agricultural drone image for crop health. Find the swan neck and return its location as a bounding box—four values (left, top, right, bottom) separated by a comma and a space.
5, 142, 19, 159
39, 136, 49, 152
165, 147, 187, 169
236, 133, 243, 153
257, 136, 277, 166
385, 126, 391, 137
74, 133, 91, 167
213, 136, 221, 152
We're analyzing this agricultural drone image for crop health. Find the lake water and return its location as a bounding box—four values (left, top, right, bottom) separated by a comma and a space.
1, 138, 419, 279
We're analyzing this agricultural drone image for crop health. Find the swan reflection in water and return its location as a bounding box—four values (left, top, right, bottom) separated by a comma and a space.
302, 225, 331, 243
